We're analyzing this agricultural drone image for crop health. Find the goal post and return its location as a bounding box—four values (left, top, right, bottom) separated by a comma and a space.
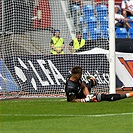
0, 0, 116, 99
108, 0, 116, 94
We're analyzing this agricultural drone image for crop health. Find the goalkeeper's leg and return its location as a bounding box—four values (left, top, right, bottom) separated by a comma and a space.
96, 92, 133, 102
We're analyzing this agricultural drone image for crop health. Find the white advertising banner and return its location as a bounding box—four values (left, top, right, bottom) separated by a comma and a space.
78, 48, 133, 87
1, 48, 132, 93
116, 52, 133, 87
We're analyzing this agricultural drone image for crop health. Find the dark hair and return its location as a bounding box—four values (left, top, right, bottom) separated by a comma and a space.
76, 31, 81, 36
71, 66, 82, 75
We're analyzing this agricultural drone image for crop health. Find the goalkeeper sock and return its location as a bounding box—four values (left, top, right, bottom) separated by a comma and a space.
129, 92, 133, 97
101, 94, 125, 101
126, 92, 133, 97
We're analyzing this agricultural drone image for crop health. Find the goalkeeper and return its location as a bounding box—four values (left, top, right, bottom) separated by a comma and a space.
65, 66, 133, 102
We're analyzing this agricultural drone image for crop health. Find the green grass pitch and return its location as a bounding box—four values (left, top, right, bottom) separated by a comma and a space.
0, 98, 133, 133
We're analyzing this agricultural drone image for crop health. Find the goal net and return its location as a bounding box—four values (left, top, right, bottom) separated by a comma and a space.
0, 0, 115, 99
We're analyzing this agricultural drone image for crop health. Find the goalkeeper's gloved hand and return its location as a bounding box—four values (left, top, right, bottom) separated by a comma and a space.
81, 97, 90, 102
85, 97, 90, 102
86, 94, 94, 102
86, 75, 97, 86
86, 94, 98, 102
86, 75, 95, 79
80, 95, 93, 102
89, 94, 98, 102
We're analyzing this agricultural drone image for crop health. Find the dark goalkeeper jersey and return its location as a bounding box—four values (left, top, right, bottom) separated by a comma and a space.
65, 76, 83, 101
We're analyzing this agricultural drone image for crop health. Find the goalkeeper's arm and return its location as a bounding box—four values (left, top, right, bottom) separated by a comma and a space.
76, 82, 94, 102
69, 82, 93, 102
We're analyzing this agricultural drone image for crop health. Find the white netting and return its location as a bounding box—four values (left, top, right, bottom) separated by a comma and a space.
0, 0, 112, 99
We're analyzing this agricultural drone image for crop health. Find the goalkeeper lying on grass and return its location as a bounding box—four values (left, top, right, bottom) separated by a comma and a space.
65, 66, 133, 102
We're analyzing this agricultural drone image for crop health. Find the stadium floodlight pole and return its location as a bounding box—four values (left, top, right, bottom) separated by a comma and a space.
108, 0, 116, 94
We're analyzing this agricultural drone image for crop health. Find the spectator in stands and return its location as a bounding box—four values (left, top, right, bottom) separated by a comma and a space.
68, 31, 85, 53
69, 0, 83, 30
50, 30, 65, 54
69, 0, 83, 17
121, 0, 133, 17
115, 5, 132, 29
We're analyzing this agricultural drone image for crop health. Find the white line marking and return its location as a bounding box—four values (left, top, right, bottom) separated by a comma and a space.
0, 112, 133, 117
1, 99, 66, 102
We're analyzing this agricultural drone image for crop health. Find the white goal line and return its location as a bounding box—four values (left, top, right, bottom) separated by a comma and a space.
0, 112, 132, 117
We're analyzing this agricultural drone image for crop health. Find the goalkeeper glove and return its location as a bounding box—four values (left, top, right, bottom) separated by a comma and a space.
86, 94, 98, 102
86, 75, 97, 86
80, 96, 98, 102
81, 97, 90, 102
80, 95, 93, 102
86, 75, 95, 79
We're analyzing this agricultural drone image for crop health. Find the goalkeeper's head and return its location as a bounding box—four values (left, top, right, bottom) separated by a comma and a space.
71, 66, 82, 79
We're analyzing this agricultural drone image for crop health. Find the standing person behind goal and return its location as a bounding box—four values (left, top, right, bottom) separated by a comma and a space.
65, 66, 133, 102
50, 30, 65, 54
68, 31, 86, 53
